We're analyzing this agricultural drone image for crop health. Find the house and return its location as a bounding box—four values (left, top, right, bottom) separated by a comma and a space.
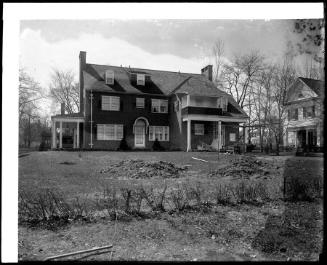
51, 51, 248, 151
284, 77, 324, 151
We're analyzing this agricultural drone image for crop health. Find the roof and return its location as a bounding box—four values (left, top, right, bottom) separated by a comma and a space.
298, 77, 324, 97
83, 63, 248, 118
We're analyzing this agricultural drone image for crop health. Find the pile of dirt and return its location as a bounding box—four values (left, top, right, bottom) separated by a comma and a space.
208, 156, 279, 180
100, 159, 187, 179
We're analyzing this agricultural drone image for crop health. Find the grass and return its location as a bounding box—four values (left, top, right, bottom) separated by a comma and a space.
18, 151, 323, 261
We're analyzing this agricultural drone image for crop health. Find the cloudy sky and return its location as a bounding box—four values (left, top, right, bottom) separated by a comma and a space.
20, 19, 298, 89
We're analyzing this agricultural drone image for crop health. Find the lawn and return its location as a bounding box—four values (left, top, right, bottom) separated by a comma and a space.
18, 151, 323, 261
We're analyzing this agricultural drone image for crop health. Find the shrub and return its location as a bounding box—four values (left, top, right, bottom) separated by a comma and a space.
117, 137, 130, 151
152, 139, 165, 151
140, 185, 167, 212
215, 183, 233, 205
170, 185, 190, 211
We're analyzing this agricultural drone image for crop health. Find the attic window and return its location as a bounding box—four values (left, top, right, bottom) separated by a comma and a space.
105, 70, 114, 85
137, 74, 145, 86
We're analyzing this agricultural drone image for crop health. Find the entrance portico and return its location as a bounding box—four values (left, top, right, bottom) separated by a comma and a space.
51, 115, 84, 149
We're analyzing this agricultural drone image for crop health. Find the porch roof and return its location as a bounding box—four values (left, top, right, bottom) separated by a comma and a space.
51, 113, 85, 123
182, 114, 247, 123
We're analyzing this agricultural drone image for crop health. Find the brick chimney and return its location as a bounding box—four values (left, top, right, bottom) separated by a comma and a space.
61, 103, 65, 115
201, 65, 213, 81
79, 51, 86, 114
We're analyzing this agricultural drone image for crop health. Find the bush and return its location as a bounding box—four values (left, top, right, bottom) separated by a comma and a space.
215, 184, 233, 205
152, 139, 165, 151
140, 185, 167, 212
117, 137, 130, 151
170, 185, 190, 211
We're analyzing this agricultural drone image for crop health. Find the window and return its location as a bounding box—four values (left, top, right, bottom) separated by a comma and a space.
151, 99, 168, 113
102, 96, 120, 111
194, 124, 204, 135
230, 133, 236, 142
136, 98, 145, 108
105, 70, 114, 85
149, 126, 169, 141
305, 105, 315, 119
290, 108, 298, 120
97, 124, 123, 140
137, 74, 145, 86
174, 101, 179, 112
217, 97, 228, 112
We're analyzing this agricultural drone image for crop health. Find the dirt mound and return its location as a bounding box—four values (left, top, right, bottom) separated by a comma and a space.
208, 156, 278, 180
100, 159, 187, 179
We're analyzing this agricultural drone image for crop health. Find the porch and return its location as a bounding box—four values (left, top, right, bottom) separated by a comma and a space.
182, 115, 248, 152
286, 126, 321, 152
51, 115, 84, 149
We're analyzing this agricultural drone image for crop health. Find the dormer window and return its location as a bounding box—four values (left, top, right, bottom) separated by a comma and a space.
137, 74, 145, 86
105, 70, 114, 85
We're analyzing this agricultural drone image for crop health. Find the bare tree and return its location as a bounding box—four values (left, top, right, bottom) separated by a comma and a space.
221, 51, 265, 109
270, 57, 296, 155
49, 69, 80, 114
212, 38, 225, 85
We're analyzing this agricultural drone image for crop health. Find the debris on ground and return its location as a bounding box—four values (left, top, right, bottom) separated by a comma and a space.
208, 156, 279, 179
99, 160, 187, 179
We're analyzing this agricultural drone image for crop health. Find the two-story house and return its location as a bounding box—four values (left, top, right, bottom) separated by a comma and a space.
51, 51, 248, 151
284, 77, 323, 151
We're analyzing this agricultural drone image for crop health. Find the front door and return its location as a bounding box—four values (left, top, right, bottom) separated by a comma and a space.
134, 121, 146, 148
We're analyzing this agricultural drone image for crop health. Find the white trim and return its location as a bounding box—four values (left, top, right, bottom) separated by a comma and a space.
183, 114, 247, 123
52, 117, 85, 123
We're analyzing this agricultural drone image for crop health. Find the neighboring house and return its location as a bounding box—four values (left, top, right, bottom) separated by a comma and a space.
51, 51, 248, 151
284, 77, 324, 151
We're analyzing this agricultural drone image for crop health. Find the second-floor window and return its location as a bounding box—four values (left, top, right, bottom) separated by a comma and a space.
151, 99, 168, 113
136, 98, 145, 108
288, 108, 298, 121
303, 105, 315, 119
137, 74, 145, 86
105, 70, 114, 85
102, 96, 120, 111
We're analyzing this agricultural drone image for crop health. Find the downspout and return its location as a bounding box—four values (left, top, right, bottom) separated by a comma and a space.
90, 90, 93, 149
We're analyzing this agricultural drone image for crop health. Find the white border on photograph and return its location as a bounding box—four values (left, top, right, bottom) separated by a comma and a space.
2, 2, 324, 262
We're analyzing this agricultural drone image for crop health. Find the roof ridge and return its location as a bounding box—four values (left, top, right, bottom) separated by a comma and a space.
299, 77, 323, 82
86, 62, 202, 76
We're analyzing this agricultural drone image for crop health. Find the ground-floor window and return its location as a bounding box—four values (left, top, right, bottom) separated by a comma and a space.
149, 126, 169, 141
97, 124, 123, 140
194, 123, 204, 135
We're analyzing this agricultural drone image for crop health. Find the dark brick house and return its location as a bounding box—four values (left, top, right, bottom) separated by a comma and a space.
51, 51, 248, 151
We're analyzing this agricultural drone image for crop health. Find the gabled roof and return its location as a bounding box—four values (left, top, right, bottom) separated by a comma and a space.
83, 63, 248, 118
298, 77, 324, 97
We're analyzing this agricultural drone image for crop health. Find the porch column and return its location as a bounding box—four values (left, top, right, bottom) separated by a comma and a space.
59, 121, 63, 149
294, 130, 298, 148
76, 121, 80, 149
285, 129, 288, 146
218, 120, 221, 150
187, 119, 191, 152
52, 120, 56, 148
317, 125, 321, 146
305, 129, 309, 146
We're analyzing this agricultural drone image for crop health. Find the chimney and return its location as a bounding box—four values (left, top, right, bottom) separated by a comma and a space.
201, 65, 213, 81
61, 103, 65, 115
79, 51, 86, 114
